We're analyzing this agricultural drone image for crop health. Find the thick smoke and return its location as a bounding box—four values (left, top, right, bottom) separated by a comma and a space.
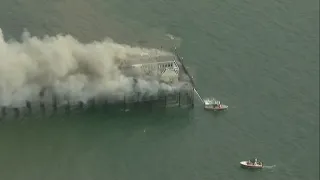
0, 28, 177, 107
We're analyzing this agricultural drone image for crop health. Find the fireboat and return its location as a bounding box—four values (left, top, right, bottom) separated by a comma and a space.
203, 97, 228, 111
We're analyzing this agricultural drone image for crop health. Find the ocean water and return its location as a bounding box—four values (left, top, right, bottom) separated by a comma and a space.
0, 0, 319, 179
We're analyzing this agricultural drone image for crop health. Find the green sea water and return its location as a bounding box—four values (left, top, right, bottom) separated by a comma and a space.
0, 0, 319, 179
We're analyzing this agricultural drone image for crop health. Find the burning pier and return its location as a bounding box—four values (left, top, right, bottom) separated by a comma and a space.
0, 49, 195, 119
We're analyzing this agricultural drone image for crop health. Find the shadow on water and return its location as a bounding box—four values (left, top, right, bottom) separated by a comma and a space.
0, 102, 194, 134
207, 110, 228, 118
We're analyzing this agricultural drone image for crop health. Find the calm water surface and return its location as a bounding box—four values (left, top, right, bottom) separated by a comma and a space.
0, 0, 319, 179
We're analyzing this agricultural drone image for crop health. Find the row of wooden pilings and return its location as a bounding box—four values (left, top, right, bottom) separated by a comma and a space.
0, 89, 194, 119
0, 98, 96, 119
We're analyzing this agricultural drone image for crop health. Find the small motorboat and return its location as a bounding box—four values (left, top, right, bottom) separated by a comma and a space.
203, 97, 228, 111
240, 158, 263, 169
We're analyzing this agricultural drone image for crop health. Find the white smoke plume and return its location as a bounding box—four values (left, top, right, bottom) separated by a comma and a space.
0, 28, 178, 107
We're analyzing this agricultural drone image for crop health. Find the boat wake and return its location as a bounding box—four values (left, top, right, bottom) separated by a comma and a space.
263, 165, 276, 169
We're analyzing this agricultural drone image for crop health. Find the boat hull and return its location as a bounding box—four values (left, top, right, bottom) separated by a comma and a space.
204, 108, 227, 111
204, 105, 228, 111
240, 161, 263, 169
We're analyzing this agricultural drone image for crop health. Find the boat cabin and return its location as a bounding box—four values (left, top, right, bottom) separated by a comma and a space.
203, 98, 221, 108
248, 158, 262, 165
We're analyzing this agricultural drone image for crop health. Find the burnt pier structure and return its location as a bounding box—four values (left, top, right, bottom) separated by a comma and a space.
0, 50, 195, 119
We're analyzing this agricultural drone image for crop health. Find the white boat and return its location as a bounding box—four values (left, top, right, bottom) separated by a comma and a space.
203, 97, 228, 111
240, 158, 263, 169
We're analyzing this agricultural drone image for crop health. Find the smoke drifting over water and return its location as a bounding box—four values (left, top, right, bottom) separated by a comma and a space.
0, 28, 177, 107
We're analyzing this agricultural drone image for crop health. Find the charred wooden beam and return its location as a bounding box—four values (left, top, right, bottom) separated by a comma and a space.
26, 101, 32, 113
1, 107, 6, 118
52, 96, 57, 111
13, 108, 20, 117
40, 101, 45, 113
